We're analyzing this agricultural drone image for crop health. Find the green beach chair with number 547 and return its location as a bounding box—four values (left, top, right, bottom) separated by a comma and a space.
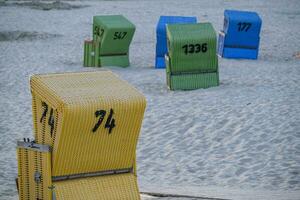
92, 15, 135, 67
84, 15, 135, 67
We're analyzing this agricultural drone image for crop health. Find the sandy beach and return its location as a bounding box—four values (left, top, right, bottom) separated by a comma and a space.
0, 0, 300, 199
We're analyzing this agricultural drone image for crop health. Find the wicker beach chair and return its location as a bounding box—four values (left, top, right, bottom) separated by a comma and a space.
84, 15, 135, 67
218, 10, 262, 59
17, 71, 146, 199
166, 23, 219, 90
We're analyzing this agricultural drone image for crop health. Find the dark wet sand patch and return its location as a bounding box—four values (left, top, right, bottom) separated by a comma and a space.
0, 31, 61, 41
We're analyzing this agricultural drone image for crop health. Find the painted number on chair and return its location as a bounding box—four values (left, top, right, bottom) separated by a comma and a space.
182, 43, 208, 55
94, 26, 104, 37
92, 108, 116, 134
113, 32, 127, 40
237, 22, 251, 32
40, 102, 55, 137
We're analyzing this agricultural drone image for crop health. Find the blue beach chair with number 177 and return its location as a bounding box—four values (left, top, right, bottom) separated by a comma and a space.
218, 10, 262, 59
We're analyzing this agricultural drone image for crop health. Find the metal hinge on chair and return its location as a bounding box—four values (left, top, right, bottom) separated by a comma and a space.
17, 141, 52, 152
49, 185, 56, 200
34, 171, 42, 184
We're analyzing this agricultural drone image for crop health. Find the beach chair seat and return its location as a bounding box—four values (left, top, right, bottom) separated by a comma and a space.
17, 71, 146, 199
218, 10, 262, 59
166, 23, 219, 90
54, 173, 140, 199
155, 16, 197, 68
17, 142, 52, 200
83, 39, 99, 67
17, 142, 140, 200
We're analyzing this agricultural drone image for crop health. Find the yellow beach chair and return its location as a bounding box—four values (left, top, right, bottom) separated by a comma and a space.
17, 71, 146, 200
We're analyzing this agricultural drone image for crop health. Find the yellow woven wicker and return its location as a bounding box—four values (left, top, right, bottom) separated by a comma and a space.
17, 71, 146, 199
54, 173, 140, 200
30, 71, 146, 177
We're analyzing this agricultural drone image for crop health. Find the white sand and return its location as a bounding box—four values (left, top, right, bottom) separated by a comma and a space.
0, 0, 300, 199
